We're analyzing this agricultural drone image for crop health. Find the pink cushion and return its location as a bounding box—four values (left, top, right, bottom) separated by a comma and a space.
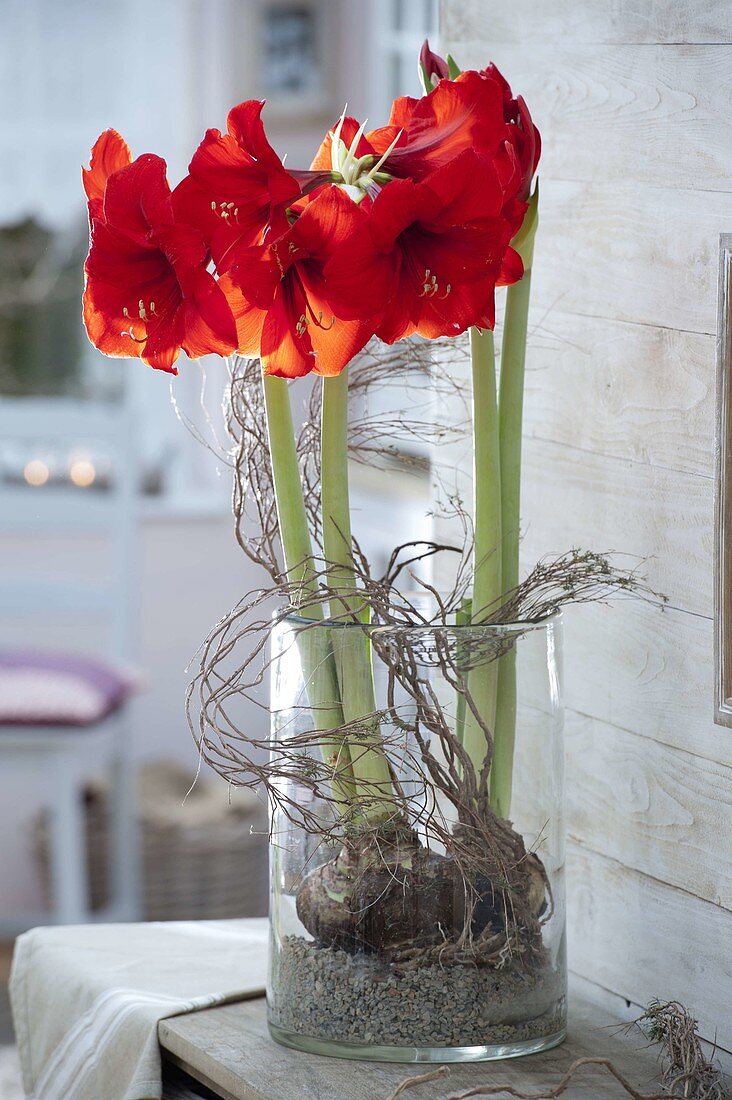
0, 650, 134, 727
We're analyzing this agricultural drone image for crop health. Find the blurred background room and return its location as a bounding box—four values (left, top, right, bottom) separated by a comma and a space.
0, 0, 439, 1020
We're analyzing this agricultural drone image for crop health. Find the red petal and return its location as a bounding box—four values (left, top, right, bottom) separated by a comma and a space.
368, 70, 507, 180
224, 247, 281, 354
84, 220, 179, 342
182, 270, 238, 358
286, 186, 361, 260
305, 291, 373, 377
497, 245, 524, 286
141, 307, 185, 373
82, 129, 132, 219
260, 279, 314, 378
82, 280, 145, 360
218, 273, 267, 355
419, 150, 504, 224
227, 245, 281, 310
385, 95, 420, 131
226, 101, 288, 175
149, 223, 208, 296
189, 123, 296, 207
186, 114, 299, 265
171, 174, 220, 247
366, 177, 426, 250
103, 154, 173, 242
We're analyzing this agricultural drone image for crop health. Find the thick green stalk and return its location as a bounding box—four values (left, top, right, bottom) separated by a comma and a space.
491, 274, 531, 818
464, 327, 502, 777
262, 373, 355, 806
321, 371, 394, 820
492, 194, 538, 818
498, 272, 532, 600
263, 376, 319, 607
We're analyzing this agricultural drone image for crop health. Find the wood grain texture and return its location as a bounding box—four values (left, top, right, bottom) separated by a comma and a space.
441, 0, 732, 45
564, 710, 732, 908
522, 312, 714, 476
567, 845, 732, 1052
530, 180, 732, 336
569, 972, 732, 1079
445, 45, 732, 193
441, 0, 732, 1051
520, 436, 713, 618
159, 985, 673, 1100
560, 601, 732, 767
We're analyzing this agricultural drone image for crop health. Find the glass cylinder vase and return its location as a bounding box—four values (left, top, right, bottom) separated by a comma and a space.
267, 611, 565, 1063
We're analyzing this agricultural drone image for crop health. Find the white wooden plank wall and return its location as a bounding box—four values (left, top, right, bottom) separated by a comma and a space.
439, 0, 732, 1051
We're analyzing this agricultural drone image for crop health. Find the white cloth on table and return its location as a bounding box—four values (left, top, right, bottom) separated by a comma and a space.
9, 918, 268, 1100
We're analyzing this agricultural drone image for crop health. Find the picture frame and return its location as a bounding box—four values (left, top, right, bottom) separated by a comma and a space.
714, 234, 732, 725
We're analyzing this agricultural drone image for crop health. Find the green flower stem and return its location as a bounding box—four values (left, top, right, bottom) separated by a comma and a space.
491, 196, 538, 819
454, 598, 471, 749
490, 273, 532, 818
464, 327, 501, 777
262, 372, 355, 807
321, 370, 394, 821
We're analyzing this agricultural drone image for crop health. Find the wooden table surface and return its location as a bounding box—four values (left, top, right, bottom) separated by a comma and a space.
158, 983, 671, 1100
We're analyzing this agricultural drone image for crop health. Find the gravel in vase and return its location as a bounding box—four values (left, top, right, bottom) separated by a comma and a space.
270, 936, 566, 1048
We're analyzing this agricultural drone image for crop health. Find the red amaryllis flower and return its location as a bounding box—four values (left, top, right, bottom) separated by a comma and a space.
327, 150, 523, 344
173, 100, 312, 273
222, 187, 389, 378
83, 153, 238, 374
483, 63, 541, 201
82, 129, 132, 221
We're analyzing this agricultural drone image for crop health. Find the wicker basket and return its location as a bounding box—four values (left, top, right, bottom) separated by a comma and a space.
34, 759, 269, 920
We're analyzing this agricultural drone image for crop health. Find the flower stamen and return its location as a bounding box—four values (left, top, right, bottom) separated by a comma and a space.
418, 269, 451, 299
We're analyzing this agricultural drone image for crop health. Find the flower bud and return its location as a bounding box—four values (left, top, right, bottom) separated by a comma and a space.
419, 39, 449, 93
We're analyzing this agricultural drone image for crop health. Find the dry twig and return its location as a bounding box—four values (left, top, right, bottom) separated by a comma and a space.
385, 1002, 729, 1100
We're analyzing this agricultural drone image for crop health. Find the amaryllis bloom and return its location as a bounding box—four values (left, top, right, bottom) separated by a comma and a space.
174, 100, 309, 272
406, 47, 541, 204
223, 187, 389, 378
483, 62, 541, 201
83, 153, 238, 374
311, 68, 536, 238
82, 129, 132, 222
327, 150, 523, 344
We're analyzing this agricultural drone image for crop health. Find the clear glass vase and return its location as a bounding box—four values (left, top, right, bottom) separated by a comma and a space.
267, 611, 566, 1063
